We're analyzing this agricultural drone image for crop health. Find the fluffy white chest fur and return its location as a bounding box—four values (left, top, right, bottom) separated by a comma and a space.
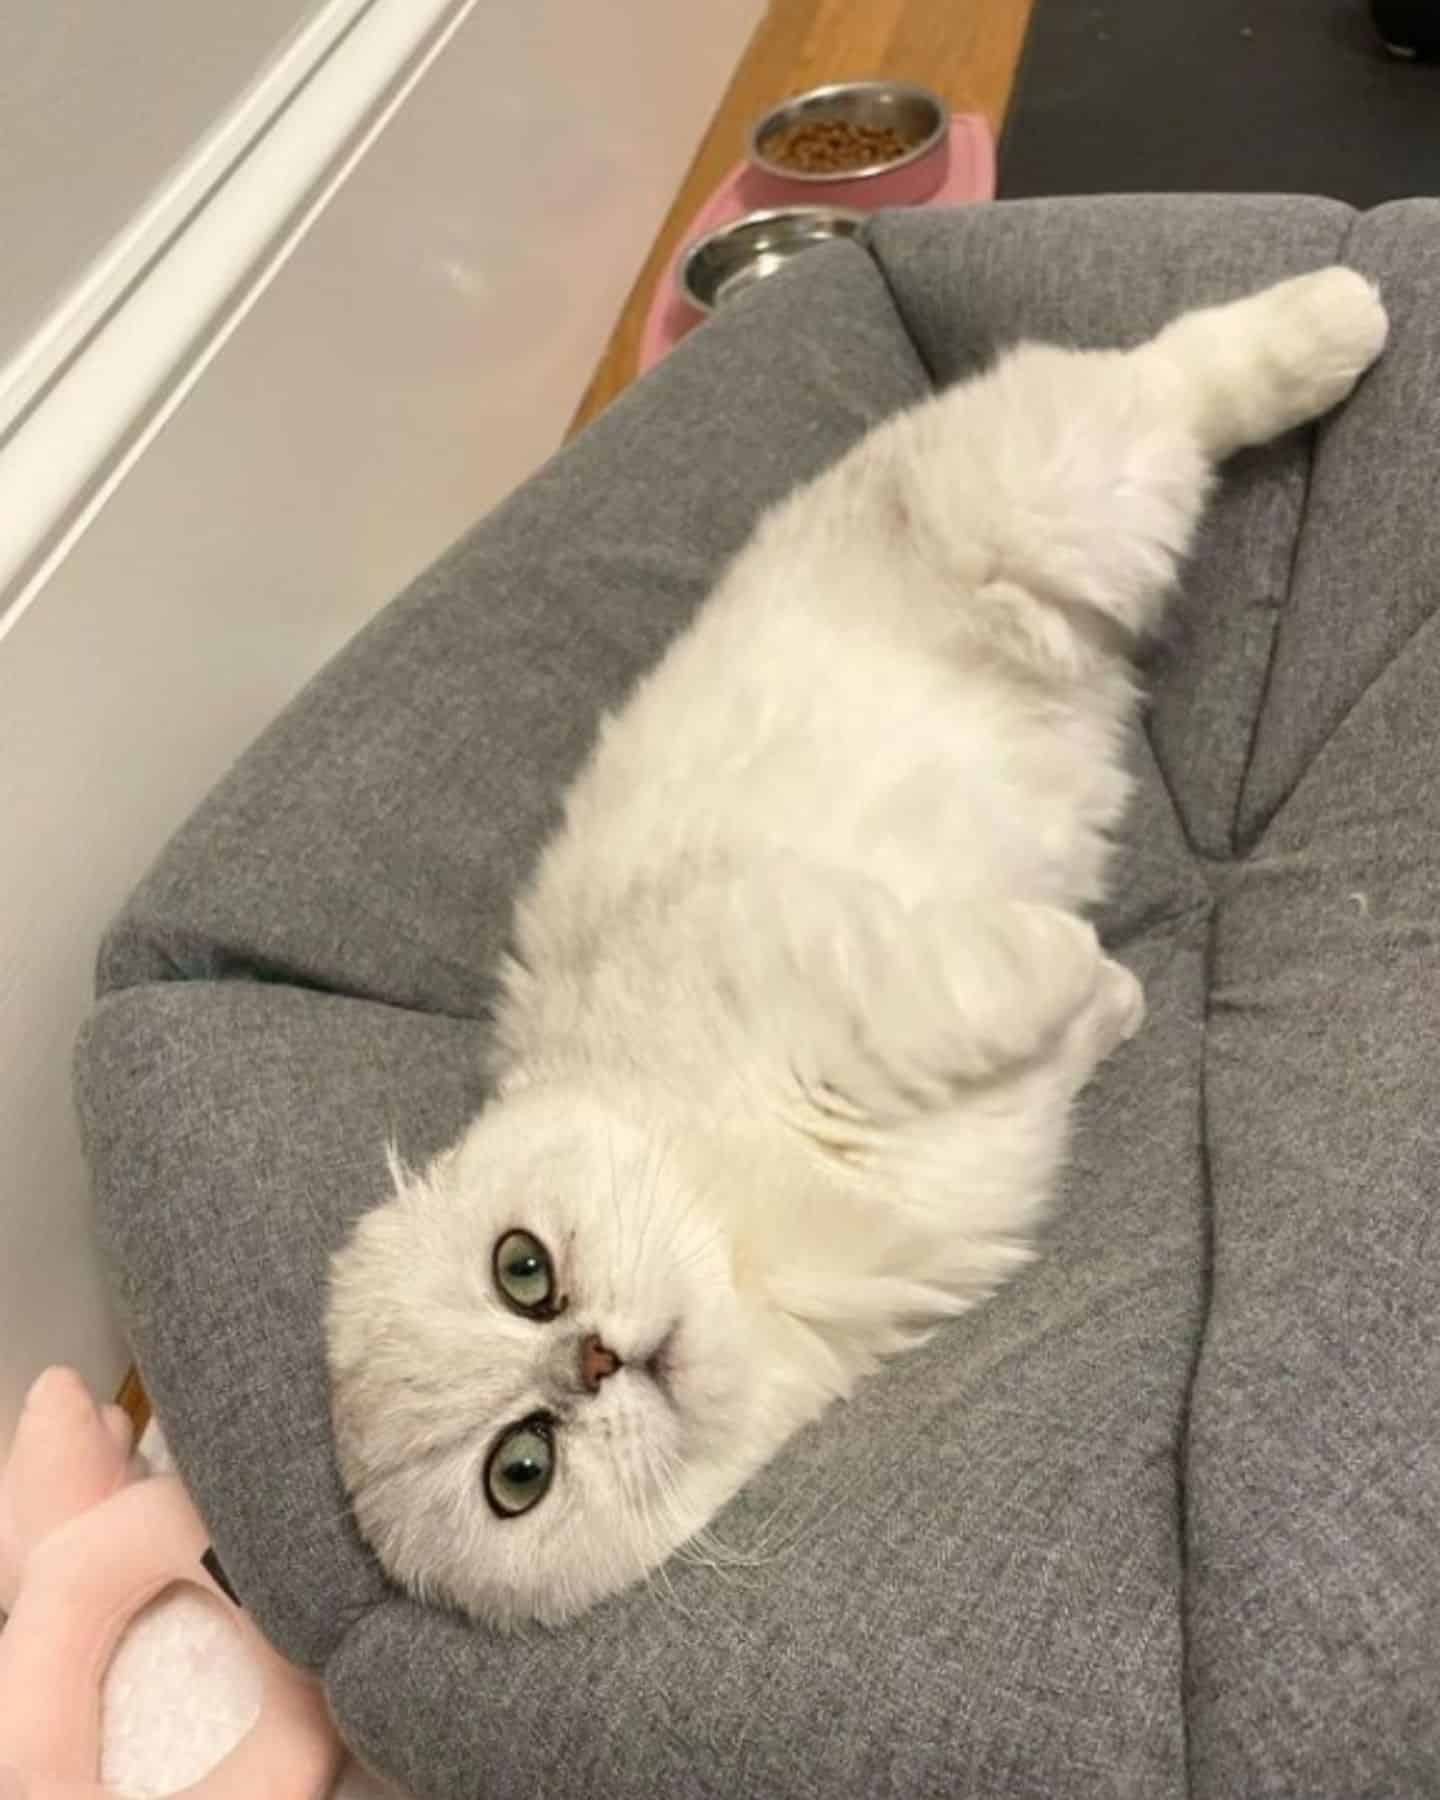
327, 268, 1386, 1629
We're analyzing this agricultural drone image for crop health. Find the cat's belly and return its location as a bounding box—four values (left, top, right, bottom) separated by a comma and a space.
561, 619, 1131, 922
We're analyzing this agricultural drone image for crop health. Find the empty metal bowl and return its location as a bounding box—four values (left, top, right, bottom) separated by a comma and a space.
748, 80, 950, 205
676, 207, 865, 315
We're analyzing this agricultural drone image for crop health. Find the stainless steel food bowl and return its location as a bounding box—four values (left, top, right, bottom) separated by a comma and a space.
676, 207, 865, 315
748, 80, 949, 199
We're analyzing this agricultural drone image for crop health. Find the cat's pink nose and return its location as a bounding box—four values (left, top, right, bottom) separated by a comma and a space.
580, 1333, 621, 1392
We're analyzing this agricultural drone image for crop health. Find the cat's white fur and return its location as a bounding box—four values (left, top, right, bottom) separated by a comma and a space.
327, 269, 1386, 1629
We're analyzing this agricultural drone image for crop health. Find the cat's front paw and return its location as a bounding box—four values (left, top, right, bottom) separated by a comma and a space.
1086, 957, 1145, 1061
1102, 958, 1146, 1045
1055, 955, 1143, 1078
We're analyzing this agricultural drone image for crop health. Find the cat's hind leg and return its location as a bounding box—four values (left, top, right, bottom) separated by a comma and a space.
891, 266, 1387, 642
1149, 266, 1388, 460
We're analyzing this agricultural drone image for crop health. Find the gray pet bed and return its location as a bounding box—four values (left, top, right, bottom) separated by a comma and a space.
77, 194, 1440, 1799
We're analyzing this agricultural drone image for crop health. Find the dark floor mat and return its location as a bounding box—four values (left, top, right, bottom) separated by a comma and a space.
1000, 0, 1440, 208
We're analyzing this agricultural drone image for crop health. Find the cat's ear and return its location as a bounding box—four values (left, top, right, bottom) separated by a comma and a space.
724, 871, 1104, 1129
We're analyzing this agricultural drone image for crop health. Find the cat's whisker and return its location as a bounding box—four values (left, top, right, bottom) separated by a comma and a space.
616, 1129, 662, 1315
603, 1121, 625, 1311
655, 1437, 843, 1571
637, 1133, 674, 1289
610, 1410, 698, 1626
646, 1446, 752, 1578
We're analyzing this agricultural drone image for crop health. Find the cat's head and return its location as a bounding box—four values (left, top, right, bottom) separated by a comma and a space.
325, 1086, 769, 1629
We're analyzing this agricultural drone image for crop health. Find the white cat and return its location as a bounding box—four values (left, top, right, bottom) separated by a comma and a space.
326, 268, 1387, 1630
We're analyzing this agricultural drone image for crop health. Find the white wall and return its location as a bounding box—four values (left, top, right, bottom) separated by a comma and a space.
0, 0, 319, 370
0, 0, 762, 1441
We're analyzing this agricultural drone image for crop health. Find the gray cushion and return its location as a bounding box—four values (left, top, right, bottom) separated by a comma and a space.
74, 195, 1440, 1799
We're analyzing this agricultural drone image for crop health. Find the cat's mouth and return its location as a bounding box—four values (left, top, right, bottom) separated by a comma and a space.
642, 1324, 679, 1402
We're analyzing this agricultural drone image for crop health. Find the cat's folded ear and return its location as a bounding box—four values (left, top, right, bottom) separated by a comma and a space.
722, 868, 1104, 1129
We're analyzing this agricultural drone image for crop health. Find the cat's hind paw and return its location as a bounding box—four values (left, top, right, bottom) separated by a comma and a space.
1250, 266, 1389, 424
1158, 266, 1388, 458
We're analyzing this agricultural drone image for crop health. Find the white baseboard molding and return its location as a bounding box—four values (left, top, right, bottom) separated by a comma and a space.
0, 0, 479, 643
0, 0, 379, 441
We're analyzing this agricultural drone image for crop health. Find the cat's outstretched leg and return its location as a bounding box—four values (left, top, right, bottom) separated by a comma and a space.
883, 265, 1388, 642
1147, 266, 1388, 460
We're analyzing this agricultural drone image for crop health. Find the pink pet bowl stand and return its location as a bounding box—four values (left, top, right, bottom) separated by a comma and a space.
638, 113, 995, 373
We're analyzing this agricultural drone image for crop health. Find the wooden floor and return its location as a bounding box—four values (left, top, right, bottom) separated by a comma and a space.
569, 0, 1034, 432
117, 1364, 151, 1435
113, 0, 1032, 1430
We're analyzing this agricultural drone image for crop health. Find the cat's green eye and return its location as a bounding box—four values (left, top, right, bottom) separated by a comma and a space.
484, 1415, 555, 1518
493, 1229, 559, 1315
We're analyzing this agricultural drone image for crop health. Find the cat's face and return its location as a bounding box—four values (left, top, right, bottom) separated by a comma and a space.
326, 1088, 761, 1628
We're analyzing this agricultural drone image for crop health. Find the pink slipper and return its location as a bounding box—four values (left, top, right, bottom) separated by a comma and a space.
0, 1368, 344, 1799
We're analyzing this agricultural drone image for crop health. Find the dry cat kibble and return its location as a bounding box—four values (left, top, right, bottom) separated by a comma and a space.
763, 117, 916, 173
